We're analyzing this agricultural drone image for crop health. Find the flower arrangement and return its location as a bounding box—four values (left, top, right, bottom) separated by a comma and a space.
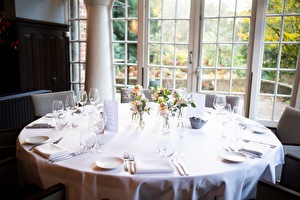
128, 85, 151, 127
150, 85, 196, 116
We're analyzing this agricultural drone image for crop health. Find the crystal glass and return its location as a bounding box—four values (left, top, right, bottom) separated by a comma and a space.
78, 90, 87, 114
174, 119, 188, 157
89, 88, 100, 107
89, 107, 107, 153
80, 131, 96, 152
52, 100, 64, 116
65, 94, 78, 128
213, 94, 227, 113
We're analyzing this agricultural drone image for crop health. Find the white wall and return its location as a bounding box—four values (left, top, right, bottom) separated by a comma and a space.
15, 0, 67, 24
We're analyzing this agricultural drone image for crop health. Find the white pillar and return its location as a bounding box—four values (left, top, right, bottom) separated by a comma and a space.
84, 0, 115, 100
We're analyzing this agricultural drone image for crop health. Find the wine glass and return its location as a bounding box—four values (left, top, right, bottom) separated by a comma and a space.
65, 94, 78, 128
174, 120, 188, 157
78, 90, 87, 114
89, 88, 100, 112
52, 100, 64, 116
80, 130, 96, 152
89, 108, 107, 153
213, 94, 227, 113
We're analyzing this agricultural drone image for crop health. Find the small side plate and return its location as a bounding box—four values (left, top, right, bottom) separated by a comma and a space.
25, 136, 49, 144
95, 157, 124, 169
221, 151, 248, 163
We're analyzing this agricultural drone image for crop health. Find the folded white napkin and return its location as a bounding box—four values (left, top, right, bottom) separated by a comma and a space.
34, 143, 71, 159
135, 159, 174, 174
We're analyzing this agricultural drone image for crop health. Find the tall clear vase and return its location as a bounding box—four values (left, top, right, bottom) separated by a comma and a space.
137, 111, 145, 129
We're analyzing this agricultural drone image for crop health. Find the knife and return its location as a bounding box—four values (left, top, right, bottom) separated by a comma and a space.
177, 157, 189, 175
171, 158, 185, 176
49, 151, 87, 162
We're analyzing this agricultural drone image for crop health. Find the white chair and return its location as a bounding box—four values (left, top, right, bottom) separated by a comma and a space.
30, 90, 74, 118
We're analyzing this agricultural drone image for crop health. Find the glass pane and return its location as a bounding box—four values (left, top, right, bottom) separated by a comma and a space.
220, 0, 236, 16
80, 43, 86, 62
162, 20, 175, 42
236, 0, 252, 16
113, 21, 125, 41
115, 65, 125, 85
176, 68, 187, 89
150, 20, 161, 42
70, 21, 79, 41
264, 17, 281, 42
260, 71, 276, 94
177, 0, 191, 19
202, 69, 215, 91
149, 44, 161, 65
176, 45, 188, 66
162, 45, 174, 65
219, 18, 234, 42
128, 0, 138, 18
232, 69, 246, 93
114, 43, 125, 61
80, 63, 86, 82
204, 0, 219, 17
235, 18, 250, 42
277, 71, 295, 95
70, 43, 79, 62
283, 16, 300, 42
218, 44, 232, 67
280, 44, 300, 69
216, 69, 230, 92
177, 20, 189, 43
274, 98, 289, 120
263, 44, 279, 69
285, 0, 300, 14
79, 0, 87, 19
162, 68, 174, 88
202, 44, 217, 67
128, 65, 137, 79
267, 0, 283, 14
149, 66, 160, 80
128, 44, 137, 63
233, 44, 248, 68
128, 20, 138, 39
79, 20, 86, 41
258, 96, 273, 119
70, 0, 78, 19
71, 63, 79, 82
163, 0, 176, 19
150, 0, 162, 18
112, 1, 125, 18
203, 19, 218, 42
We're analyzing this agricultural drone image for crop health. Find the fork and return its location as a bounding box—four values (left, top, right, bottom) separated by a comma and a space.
29, 136, 63, 151
129, 154, 135, 174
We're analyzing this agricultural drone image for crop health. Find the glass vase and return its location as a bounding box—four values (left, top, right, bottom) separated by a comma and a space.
137, 111, 145, 129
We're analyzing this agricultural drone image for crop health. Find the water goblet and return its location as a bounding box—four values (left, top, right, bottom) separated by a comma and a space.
89, 108, 107, 153
89, 88, 100, 105
213, 94, 227, 114
78, 90, 87, 114
80, 130, 96, 152
52, 100, 64, 117
174, 119, 188, 157
65, 94, 78, 128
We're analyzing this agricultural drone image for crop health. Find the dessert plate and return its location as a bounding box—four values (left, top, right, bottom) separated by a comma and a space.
221, 151, 247, 163
25, 136, 49, 144
95, 157, 124, 169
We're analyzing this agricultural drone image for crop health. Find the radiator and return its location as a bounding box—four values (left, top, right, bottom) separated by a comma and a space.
0, 90, 50, 129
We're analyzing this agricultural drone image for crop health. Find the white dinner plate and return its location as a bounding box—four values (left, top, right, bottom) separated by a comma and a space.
221, 151, 248, 163
45, 113, 56, 118
25, 136, 49, 144
95, 157, 124, 169
249, 125, 269, 134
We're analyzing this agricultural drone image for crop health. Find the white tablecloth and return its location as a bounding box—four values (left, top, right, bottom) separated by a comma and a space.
17, 104, 284, 200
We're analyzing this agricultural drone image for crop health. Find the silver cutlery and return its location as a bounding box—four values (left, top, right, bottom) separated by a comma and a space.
129, 154, 135, 174
171, 158, 185, 176
226, 146, 255, 159
29, 136, 63, 151
243, 139, 276, 148
177, 157, 189, 175
49, 151, 87, 162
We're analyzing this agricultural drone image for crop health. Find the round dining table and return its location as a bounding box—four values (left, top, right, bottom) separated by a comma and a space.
17, 103, 284, 200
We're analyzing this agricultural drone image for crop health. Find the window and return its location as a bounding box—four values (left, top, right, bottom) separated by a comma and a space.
68, 0, 300, 126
